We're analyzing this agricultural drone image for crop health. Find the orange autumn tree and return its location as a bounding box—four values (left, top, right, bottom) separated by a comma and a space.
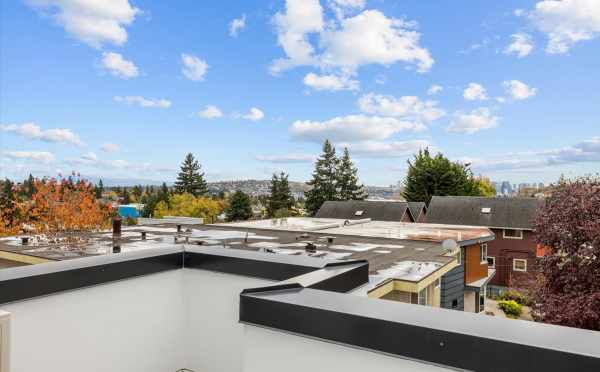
25, 178, 112, 236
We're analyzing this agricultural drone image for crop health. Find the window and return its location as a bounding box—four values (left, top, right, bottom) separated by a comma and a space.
480, 243, 487, 263
481, 207, 491, 214
513, 259, 527, 272
451, 298, 458, 309
418, 287, 428, 306
503, 229, 523, 239
434, 278, 441, 289
487, 256, 495, 268
354, 210, 364, 216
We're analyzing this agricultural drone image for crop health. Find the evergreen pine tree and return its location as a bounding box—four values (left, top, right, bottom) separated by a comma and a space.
23, 174, 36, 198
268, 172, 294, 217
159, 182, 170, 202
0, 179, 18, 227
174, 153, 208, 196
122, 188, 131, 204
305, 139, 339, 215
95, 179, 104, 199
225, 190, 253, 221
337, 147, 367, 200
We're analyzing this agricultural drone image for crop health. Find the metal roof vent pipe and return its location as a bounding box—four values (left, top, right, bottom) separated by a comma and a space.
21, 236, 30, 245
305, 242, 317, 254
112, 217, 122, 237
141, 231, 147, 240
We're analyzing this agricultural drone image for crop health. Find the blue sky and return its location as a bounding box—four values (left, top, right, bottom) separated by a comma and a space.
1, 0, 599, 186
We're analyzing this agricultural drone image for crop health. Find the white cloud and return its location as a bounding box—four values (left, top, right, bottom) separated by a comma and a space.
241, 107, 265, 121
271, 3, 433, 75
255, 153, 316, 163
328, 0, 366, 19
427, 84, 443, 95
303, 72, 359, 91
468, 136, 600, 172
463, 83, 488, 101
1, 122, 82, 145
100, 52, 138, 79
319, 10, 433, 73
81, 152, 98, 161
530, 0, 600, 54
181, 53, 208, 81
271, 0, 324, 74
3, 151, 55, 164
198, 105, 223, 119
338, 140, 430, 158
503, 80, 537, 100
514, 9, 527, 17
357, 93, 445, 125
504, 33, 534, 57
290, 114, 424, 143
101, 143, 120, 153
229, 14, 246, 37
114, 96, 171, 108
26, 0, 139, 48
448, 108, 499, 134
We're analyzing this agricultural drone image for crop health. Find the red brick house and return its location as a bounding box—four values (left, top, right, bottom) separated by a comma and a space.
426, 196, 544, 295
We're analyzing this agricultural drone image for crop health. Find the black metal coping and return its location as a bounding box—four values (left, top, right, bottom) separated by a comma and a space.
240, 287, 600, 372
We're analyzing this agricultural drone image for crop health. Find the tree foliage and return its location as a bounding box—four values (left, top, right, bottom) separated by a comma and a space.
268, 172, 294, 217
337, 147, 367, 201
174, 153, 208, 196
24, 178, 112, 235
474, 176, 496, 197
305, 140, 340, 215
0, 179, 19, 236
154, 193, 225, 222
532, 176, 600, 330
403, 148, 483, 204
225, 191, 253, 221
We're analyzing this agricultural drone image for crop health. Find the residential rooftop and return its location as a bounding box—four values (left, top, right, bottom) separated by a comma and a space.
1, 244, 598, 372
427, 196, 544, 230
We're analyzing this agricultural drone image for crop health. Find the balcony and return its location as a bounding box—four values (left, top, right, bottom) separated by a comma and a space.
1, 244, 599, 372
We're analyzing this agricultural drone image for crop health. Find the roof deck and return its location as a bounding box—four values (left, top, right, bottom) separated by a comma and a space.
1, 245, 598, 372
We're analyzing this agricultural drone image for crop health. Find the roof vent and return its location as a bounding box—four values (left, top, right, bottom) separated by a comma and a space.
355, 210, 364, 216
481, 207, 491, 214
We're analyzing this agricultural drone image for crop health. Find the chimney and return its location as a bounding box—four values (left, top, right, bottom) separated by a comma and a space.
112, 217, 122, 236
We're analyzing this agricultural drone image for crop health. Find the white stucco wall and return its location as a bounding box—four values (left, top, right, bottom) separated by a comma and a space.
242, 325, 454, 372
182, 268, 273, 372
2, 270, 186, 372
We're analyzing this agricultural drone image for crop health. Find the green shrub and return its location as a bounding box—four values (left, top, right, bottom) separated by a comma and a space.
498, 300, 522, 318
499, 290, 531, 306
125, 216, 137, 226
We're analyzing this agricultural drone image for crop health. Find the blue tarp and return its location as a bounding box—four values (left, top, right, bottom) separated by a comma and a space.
118, 205, 140, 219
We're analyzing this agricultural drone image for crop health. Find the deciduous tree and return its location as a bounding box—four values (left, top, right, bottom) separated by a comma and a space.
403, 148, 483, 204
532, 176, 600, 330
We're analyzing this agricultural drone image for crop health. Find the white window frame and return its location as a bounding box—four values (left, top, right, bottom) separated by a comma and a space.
487, 256, 495, 268
418, 287, 428, 306
503, 229, 523, 240
480, 243, 488, 264
513, 258, 527, 272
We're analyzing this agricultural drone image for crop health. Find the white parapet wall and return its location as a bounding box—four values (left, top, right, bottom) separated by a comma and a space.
1, 270, 186, 372
183, 269, 273, 372
242, 325, 454, 372
0, 310, 9, 372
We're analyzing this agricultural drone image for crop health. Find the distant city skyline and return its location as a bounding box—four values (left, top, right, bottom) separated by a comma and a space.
1, 0, 599, 186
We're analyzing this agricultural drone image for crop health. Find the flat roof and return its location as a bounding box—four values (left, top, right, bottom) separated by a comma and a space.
219, 217, 494, 245
0, 218, 492, 282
